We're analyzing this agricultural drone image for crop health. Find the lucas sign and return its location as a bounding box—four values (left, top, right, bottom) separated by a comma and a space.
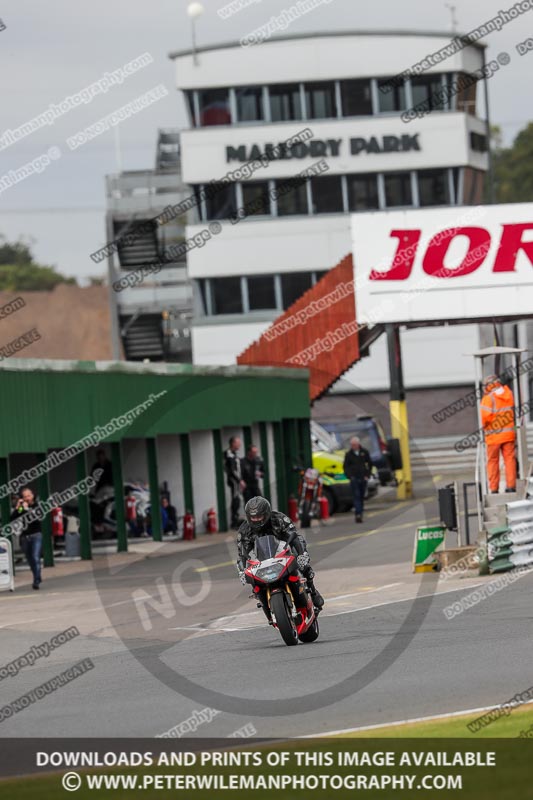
412, 525, 446, 573
352, 203, 533, 324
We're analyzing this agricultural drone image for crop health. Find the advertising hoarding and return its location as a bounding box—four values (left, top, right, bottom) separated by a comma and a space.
352, 203, 533, 324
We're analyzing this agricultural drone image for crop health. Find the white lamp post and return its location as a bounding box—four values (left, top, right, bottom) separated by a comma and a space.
187, 2, 204, 66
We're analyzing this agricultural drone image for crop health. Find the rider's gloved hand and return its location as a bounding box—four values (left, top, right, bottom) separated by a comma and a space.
239, 570, 247, 586
297, 552, 310, 570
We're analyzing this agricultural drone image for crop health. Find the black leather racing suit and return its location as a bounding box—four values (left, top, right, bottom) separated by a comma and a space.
224, 447, 242, 528
236, 511, 323, 610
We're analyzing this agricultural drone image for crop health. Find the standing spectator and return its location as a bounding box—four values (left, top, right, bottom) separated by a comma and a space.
224, 436, 245, 529
90, 448, 113, 491
343, 436, 373, 523
11, 487, 42, 590
241, 444, 265, 503
161, 496, 178, 534
480, 374, 517, 493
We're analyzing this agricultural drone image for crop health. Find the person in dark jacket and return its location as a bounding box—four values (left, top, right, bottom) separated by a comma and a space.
343, 436, 373, 523
11, 487, 43, 589
160, 496, 178, 534
224, 436, 245, 529
240, 444, 264, 503
90, 448, 113, 491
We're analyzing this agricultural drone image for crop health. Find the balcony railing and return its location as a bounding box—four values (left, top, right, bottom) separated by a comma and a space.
106, 170, 191, 215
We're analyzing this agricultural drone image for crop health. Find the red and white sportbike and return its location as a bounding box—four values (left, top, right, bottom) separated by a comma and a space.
244, 532, 320, 646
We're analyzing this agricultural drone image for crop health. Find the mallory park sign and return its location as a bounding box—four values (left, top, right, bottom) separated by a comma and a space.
226, 134, 421, 163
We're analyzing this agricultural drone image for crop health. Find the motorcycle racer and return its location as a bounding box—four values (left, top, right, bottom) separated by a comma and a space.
236, 496, 324, 610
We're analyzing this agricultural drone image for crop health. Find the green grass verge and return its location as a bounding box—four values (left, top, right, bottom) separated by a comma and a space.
341, 703, 533, 738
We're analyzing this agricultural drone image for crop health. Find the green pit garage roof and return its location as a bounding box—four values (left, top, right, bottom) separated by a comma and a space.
0, 359, 310, 456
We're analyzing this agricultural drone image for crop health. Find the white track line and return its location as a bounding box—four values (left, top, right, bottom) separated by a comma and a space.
302, 702, 533, 737
168, 581, 488, 633
168, 584, 403, 631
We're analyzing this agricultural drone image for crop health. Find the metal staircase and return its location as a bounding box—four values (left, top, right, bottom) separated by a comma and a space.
114, 219, 159, 268
121, 314, 164, 361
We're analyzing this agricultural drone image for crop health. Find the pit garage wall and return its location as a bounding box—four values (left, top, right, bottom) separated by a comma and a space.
157, 435, 184, 511
0, 361, 311, 550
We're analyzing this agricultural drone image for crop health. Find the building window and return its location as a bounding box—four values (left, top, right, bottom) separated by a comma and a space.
384, 172, 412, 207
269, 83, 302, 121
197, 280, 209, 314
281, 272, 313, 308
304, 81, 337, 119
347, 174, 379, 211
276, 178, 309, 216
205, 183, 237, 220
242, 181, 271, 217
455, 72, 478, 115
197, 88, 231, 126
340, 79, 372, 116
470, 131, 487, 152
185, 91, 197, 126
418, 169, 450, 206
235, 86, 264, 122
311, 175, 344, 214
411, 74, 445, 111
211, 277, 243, 315
377, 78, 407, 112
247, 275, 277, 310
451, 167, 460, 203
442, 72, 456, 109
192, 187, 205, 220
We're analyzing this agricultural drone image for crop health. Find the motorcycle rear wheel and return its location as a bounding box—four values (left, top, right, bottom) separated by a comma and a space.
270, 592, 298, 646
298, 617, 319, 643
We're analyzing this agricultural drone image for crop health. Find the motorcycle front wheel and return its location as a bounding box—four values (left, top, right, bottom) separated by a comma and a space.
270, 592, 298, 646
299, 617, 319, 643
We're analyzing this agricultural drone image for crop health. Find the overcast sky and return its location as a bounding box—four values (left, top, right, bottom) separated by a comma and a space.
0, 0, 530, 282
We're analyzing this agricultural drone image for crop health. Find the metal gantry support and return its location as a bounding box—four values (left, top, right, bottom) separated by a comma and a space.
146, 438, 162, 542
76, 450, 92, 560
36, 452, 54, 568
180, 433, 195, 515
386, 325, 413, 500
111, 441, 127, 553
258, 422, 271, 503
212, 429, 228, 533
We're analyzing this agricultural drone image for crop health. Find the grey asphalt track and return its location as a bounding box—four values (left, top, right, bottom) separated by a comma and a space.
1, 477, 532, 739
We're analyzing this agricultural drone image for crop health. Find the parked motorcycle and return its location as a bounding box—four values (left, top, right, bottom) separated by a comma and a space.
244, 531, 320, 646
297, 466, 323, 528
97, 481, 151, 537
65, 480, 151, 538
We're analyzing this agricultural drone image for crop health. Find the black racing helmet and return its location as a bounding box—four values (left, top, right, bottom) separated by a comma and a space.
245, 496, 271, 532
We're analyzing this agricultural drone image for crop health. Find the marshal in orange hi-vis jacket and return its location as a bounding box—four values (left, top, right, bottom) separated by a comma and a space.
480, 375, 517, 493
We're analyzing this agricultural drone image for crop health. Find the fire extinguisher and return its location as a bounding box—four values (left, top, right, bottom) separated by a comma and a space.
183, 511, 196, 540
319, 495, 330, 521
288, 495, 299, 523
125, 495, 137, 522
51, 507, 64, 537
205, 507, 217, 534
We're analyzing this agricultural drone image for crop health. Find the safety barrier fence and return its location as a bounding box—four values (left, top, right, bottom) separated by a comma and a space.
487, 492, 533, 573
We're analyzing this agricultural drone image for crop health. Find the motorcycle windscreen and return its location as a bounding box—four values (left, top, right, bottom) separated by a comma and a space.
254, 534, 283, 561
